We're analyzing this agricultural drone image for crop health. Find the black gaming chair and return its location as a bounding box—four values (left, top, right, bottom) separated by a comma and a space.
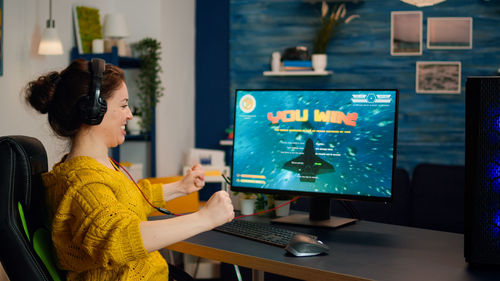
0, 135, 62, 281
0, 136, 193, 281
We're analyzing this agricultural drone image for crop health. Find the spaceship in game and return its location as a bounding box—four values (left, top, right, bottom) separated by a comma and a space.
283, 138, 334, 182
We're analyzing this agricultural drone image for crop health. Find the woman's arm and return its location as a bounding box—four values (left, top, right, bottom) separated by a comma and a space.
162, 164, 205, 202
140, 190, 234, 252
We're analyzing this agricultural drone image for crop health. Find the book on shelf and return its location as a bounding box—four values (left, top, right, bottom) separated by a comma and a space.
283, 66, 313, 71
282, 60, 312, 67
281, 60, 313, 71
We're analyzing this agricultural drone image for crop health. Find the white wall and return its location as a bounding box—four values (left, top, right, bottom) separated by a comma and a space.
0, 0, 195, 176
157, 0, 195, 176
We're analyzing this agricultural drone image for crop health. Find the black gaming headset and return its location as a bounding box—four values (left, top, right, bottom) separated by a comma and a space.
78, 58, 107, 125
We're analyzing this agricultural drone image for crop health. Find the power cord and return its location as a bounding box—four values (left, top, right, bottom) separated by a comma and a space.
338, 200, 361, 220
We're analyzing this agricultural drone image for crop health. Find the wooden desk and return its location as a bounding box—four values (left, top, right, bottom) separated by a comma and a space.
155, 215, 500, 281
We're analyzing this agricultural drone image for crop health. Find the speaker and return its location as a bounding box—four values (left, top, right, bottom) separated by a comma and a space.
465, 76, 500, 265
78, 58, 107, 125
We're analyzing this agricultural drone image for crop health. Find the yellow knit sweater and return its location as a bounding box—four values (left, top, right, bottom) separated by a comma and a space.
42, 156, 169, 281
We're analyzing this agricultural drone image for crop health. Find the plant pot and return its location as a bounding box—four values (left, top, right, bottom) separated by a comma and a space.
312, 54, 327, 72
274, 200, 291, 217
240, 198, 256, 215
230, 191, 241, 211
127, 116, 142, 135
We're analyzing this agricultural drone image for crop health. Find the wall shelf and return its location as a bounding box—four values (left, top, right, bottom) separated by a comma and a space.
263, 70, 332, 76
71, 47, 140, 69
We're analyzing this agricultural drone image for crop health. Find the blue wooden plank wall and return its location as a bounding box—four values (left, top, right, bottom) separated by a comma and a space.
229, 0, 500, 173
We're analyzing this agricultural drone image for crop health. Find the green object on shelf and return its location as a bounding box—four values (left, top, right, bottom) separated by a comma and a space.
132, 38, 164, 133
75, 6, 103, 54
312, 2, 359, 54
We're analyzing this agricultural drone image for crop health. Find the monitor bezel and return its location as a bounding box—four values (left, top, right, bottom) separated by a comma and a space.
230, 89, 399, 203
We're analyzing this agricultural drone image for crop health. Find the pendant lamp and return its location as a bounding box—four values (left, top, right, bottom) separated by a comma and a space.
38, 0, 63, 55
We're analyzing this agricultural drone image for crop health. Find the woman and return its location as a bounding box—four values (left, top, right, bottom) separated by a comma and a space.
25, 59, 234, 280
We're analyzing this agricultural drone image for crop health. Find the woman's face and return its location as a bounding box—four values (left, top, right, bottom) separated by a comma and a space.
95, 81, 133, 148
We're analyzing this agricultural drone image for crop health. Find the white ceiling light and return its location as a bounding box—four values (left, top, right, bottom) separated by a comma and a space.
400, 0, 446, 7
38, 0, 63, 55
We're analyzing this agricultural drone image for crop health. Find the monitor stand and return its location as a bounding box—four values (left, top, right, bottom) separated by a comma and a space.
271, 197, 357, 229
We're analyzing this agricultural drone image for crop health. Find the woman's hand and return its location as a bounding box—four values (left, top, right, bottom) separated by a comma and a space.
140, 190, 234, 252
162, 164, 205, 202
179, 164, 205, 194
198, 190, 234, 228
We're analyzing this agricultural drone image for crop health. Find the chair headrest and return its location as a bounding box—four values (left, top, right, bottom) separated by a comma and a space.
0, 135, 48, 212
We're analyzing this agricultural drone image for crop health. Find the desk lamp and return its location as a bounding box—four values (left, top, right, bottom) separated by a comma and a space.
38, 0, 63, 55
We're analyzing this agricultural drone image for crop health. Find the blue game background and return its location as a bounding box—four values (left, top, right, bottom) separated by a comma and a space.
232, 90, 397, 198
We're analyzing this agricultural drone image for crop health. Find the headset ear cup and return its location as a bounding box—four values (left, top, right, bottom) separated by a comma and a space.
77, 95, 91, 124
78, 95, 107, 125
94, 97, 107, 125
79, 58, 107, 125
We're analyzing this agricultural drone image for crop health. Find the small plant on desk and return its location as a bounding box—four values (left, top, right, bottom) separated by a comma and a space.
234, 192, 259, 216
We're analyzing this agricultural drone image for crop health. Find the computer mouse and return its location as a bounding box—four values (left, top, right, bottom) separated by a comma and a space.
284, 234, 330, 257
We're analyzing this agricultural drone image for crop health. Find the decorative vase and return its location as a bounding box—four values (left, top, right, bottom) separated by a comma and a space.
127, 116, 142, 135
312, 54, 327, 72
240, 198, 256, 215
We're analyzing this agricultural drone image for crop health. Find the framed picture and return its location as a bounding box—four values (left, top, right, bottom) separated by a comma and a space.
391, 11, 423, 56
416, 61, 461, 94
73, 5, 103, 54
427, 17, 473, 49
0, 0, 3, 76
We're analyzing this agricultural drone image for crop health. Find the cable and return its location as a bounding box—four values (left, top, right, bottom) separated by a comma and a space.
221, 173, 301, 219
234, 196, 300, 219
109, 158, 176, 216
221, 173, 231, 185
234, 265, 243, 281
338, 200, 361, 220
111, 160, 299, 220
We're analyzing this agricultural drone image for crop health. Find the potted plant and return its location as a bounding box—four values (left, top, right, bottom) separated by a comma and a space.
235, 192, 258, 215
132, 38, 164, 133
312, 1, 359, 72
267, 194, 295, 217
126, 107, 142, 135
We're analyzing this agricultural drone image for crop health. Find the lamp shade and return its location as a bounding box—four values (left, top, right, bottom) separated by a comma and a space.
103, 14, 129, 38
38, 27, 64, 55
400, 0, 446, 7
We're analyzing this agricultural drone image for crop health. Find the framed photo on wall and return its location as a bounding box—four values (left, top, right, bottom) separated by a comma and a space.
416, 61, 461, 94
391, 11, 423, 56
427, 17, 473, 49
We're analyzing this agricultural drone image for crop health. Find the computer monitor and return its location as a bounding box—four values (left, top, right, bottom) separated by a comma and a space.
230, 89, 399, 228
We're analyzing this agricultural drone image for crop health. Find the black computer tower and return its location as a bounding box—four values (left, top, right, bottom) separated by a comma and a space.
465, 76, 500, 265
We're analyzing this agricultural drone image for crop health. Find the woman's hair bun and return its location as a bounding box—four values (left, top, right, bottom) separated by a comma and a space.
25, 71, 60, 114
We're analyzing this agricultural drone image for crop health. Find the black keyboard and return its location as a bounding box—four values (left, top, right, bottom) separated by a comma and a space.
214, 219, 316, 248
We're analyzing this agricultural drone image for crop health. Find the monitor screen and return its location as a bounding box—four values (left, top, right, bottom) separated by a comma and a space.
231, 89, 399, 203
